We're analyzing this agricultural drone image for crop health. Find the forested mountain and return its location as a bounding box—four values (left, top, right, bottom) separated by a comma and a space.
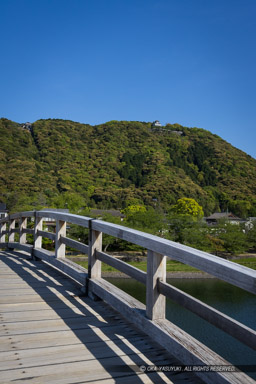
0, 118, 256, 217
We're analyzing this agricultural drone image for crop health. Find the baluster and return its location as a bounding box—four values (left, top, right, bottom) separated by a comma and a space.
9, 219, 16, 243
88, 229, 102, 279
0, 214, 7, 243
55, 220, 66, 258
34, 213, 43, 249
19, 217, 27, 245
146, 250, 166, 320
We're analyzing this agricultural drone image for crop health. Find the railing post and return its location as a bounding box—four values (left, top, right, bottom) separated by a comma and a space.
8, 218, 16, 243
0, 214, 7, 244
55, 220, 66, 258
88, 228, 102, 279
19, 217, 27, 245
146, 250, 166, 320
34, 213, 43, 249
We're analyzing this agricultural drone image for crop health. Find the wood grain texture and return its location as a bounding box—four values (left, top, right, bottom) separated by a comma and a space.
146, 250, 166, 320
37, 210, 91, 228
37, 229, 55, 240
0, 251, 204, 384
22, 228, 34, 235
91, 219, 256, 294
55, 220, 66, 258
2, 209, 256, 384
19, 217, 27, 245
0, 222, 6, 243
8, 219, 15, 243
89, 278, 255, 384
34, 215, 43, 250
60, 236, 89, 255
9, 211, 34, 220
88, 229, 102, 280
7, 243, 33, 254
96, 250, 146, 284
158, 280, 256, 351
6, 210, 256, 293
33, 248, 87, 285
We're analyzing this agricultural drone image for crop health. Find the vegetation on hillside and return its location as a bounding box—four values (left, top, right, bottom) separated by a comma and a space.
2, 117, 255, 255
1, 118, 256, 218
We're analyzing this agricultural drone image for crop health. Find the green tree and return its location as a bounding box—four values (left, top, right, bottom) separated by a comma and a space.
217, 222, 247, 255
167, 214, 193, 243
1, 118, 256, 218
229, 200, 252, 218
181, 222, 212, 251
50, 192, 86, 213
205, 234, 225, 256
122, 204, 146, 216
170, 198, 204, 218
167, 213, 209, 248
124, 207, 166, 235
247, 224, 256, 251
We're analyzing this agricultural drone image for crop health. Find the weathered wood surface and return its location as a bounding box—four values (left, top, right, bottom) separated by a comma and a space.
34, 216, 43, 249
0, 242, 9, 249
89, 277, 255, 384
1, 203, 255, 384
158, 280, 256, 351
37, 210, 91, 228
22, 228, 34, 235
8, 219, 16, 243
6, 243, 33, 254
89, 229, 102, 279
33, 248, 87, 286
2, 210, 255, 293
37, 229, 55, 241
55, 220, 66, 258
8, 211, 34, 220
91, 220, 256, 294
97, 250, 146, 284
0, 250, 204, 384
146, 250, 166, 320
60, 236, 89, 254
19, 217, 27, 245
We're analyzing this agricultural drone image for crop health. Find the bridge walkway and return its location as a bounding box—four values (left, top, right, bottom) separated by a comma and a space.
0, 250, 202, 384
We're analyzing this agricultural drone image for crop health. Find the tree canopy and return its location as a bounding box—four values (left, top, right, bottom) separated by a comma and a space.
170, 198, 204, 218
0, 118, 256, 217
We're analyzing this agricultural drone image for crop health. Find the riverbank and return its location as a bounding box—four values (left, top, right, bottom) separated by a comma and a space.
102, 271, 216, 279
67, 253, 256, 279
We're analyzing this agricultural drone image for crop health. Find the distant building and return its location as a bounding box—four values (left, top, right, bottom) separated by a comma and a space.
245, 217, 256, 230
205, 212, 242, 225
151, 120, 162, 128
22, 122, 32, 131
0, 203, 8, 217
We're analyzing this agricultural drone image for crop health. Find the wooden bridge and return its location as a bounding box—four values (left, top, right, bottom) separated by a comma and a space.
0, 210, 255, 384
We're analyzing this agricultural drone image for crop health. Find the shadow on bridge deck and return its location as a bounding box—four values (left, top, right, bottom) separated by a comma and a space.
0, 250, 203, 384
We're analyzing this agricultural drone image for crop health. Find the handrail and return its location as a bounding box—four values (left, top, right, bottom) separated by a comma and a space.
1, 210, 256, 289
0, 210, 255, 358
91, 219, 256, 294
158, 280, 256, 350
96, 249, 147, 284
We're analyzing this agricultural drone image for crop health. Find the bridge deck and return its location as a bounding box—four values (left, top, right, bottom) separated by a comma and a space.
0, 250, 202, 384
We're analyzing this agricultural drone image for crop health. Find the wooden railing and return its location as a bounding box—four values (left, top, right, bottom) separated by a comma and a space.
0, 210, 256, 384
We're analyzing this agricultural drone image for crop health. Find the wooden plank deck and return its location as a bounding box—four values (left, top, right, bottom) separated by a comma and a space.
0, 250, 203, 384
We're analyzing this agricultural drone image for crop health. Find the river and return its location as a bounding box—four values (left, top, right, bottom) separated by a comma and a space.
106, 277, 256, 379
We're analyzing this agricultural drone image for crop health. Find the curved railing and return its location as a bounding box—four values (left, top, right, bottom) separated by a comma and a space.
0, 210, 256, 383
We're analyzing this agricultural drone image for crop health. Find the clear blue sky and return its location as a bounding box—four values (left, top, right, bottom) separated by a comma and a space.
1, 0, 255, 158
